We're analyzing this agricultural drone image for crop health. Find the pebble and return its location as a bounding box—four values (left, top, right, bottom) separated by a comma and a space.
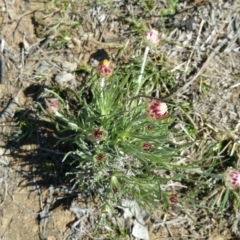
61, 61, 78, 72
55, 72, 75, 85
36, 61, 51, 73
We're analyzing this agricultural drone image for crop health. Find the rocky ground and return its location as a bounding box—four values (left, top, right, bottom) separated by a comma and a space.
0, 0, 240, 239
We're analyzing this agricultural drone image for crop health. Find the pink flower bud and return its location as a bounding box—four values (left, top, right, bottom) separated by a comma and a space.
112, 186, 118, 194
146, 124, 155, 131
224, 168, 240, 189
97, 59, 113, 77
146, 100, 168, 119
94, 152, 106, 162
91, 128, 107, 141
46, 99, 59, 113
142, 142, 152, 151
145, 29, 159, 47
169, 193, 178, 204
110, 176, 119, 194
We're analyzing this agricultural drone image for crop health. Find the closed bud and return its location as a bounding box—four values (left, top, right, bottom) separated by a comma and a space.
146, 124, 155, 131
112, 186, 118, 194
91, 127, 108, 141
94, 152, 107, 162
224, 167, 240, 189
110, 175, 119, 194
169, 193, 178, 204
46, 99, 59, 113
142, 142, 152, 151
144, 29, 159, 47
146, 100, 168, 119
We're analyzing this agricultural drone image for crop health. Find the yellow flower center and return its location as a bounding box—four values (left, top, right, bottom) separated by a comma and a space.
102, 59, 110, 66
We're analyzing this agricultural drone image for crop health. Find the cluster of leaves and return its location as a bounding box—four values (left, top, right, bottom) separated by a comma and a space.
41, 57, 186, 212
40, 38, 240, 227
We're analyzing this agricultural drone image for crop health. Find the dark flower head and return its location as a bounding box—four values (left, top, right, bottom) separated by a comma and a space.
169, 193, 178, 204
91, 128, 107, 141
95, 152, 106, 162
146, 124, 155, 131
112, 186, 118, 194
142, 142, 152, 151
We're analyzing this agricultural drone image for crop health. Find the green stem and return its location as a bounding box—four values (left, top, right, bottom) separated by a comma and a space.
99, 77, 106, 115
100, 77, 105, 89
136, 46, 150, 95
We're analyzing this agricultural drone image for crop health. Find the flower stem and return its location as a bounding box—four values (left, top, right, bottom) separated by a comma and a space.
137, 46, 150, 85
100, 77, 105, 89
100, 77, 106, 114
136, 46, 150, 95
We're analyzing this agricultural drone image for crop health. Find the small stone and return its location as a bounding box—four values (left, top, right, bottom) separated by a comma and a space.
36, 61, 51, 73
67, 42, 75, 49
80, 32, 93, 41
61, 61, 78, 72
55, 72, 75, 85
72, 37, 82, 46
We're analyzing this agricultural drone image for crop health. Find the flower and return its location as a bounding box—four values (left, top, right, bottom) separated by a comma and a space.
112, 186, 118, 194
94, 152, 106, 162
45, 99, 64, 118
142, 142, 152, 151
146, 100, 168, 119
93, 128, 104, 138
46, 99, 59, 113
97, 59, 113, 77
144, 29, 159, 47
169, 193, 178, 204
91, 128, 107, 141
224, 167, 240, 189
146, 124, 155, 131
111, 175, 119, 194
